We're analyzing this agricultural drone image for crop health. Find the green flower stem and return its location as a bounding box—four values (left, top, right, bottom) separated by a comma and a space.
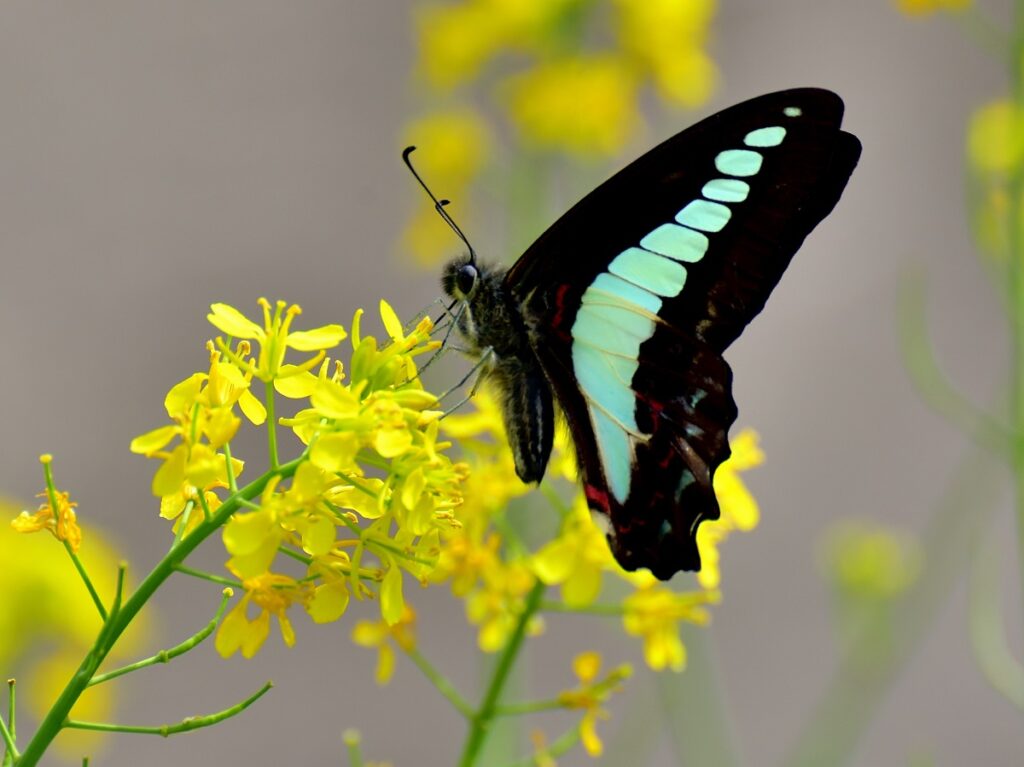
500, 727, 580, 767
81, 758, 88, 767
277, 544, 312, 566
782, 447, 1003, 767
0, 710, 16, 764
898, 273, 1011, 457
458, 580, 546, 767
16, 457, 301, 767
198, 491, 213, 522
539, 600, 623, 616
42, 457, 106, 621
88, 590, 232, 687
343, 729, 364, 767
1011, 0, 1024, 666
173, 564, 243, 589
405, 647, 474, 719
223, 443, 238, 493
64, 681, 272, 736
265, 380, 279, 470
173, 502, 195, 548
8, 680, 17, 746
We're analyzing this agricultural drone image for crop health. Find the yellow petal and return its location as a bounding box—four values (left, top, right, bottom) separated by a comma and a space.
532, 537, 576, 584
242, 610, 271, 658
129, 424, 179, 455
301, 515, 335, 557
274, 368, 318, 399
223, 511, 275, 557
238, 389, 268, 424
151, 445, 188, 497
308, 581, 350, 623
380, 564, 405, 626
207, 303, 263, 339
375, 427, 413, 458
164, 373, 206, 418
288, 325, 347, 351
310, 432, 360, 473
572, 651, 602, 683
562, 563, 602, 608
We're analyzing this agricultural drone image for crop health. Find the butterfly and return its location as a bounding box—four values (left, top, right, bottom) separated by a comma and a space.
413, 88, 861, 581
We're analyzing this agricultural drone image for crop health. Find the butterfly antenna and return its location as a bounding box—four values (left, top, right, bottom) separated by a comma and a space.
402, 145, 478, 266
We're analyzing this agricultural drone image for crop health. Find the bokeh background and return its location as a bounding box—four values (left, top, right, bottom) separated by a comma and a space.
0, 1, 1018, 765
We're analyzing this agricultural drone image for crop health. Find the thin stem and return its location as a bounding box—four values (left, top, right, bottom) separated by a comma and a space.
173, 565, 243, 589
277, 544, 313, 566
343, 729, 365, 767
89, 590, 233, 687
41, 461, 103, 618
406, 647, 474, 719
17, 458, 301, 767
173, 501, 195, 548
265, 380, 279, 470
1010, 0, 1024, 669
499, 727, 580, 767
0, 711, 16, 764
223, 443, 238, 493
7, 680, 16, 749
781, 448, 1004, 767
457, 580, 546, 767
65, 681, 272, 736
198, 490, 213, 522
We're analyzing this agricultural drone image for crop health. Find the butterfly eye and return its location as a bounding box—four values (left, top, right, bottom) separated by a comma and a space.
455, 263, 478, 296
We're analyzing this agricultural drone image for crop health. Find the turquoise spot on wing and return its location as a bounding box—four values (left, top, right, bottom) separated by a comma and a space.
585, 272, 665, 311
589, 407, 634, 503
702, 178, 749, 203
640, 224, 708, 263
573, 344, 639, 430
783, 106, 802, 117
609, 246, 688, 294
743, 126, 786, 147
675, 199, 731, 233
571, 303, 654, 358
715, 148, 762, 177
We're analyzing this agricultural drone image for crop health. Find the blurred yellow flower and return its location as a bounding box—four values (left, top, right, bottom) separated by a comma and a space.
894, 0, 970, 16
401, 110, 492, 265
215, 571, 310, 658
531, 497, 612, 607
352, 606, 417, 684
695, 428, 763, 589
502, 54, 640, 157
622, 577, 719, 671
820, 519, 923, 601
557, 651, 632, 757
968, 98, 1024, 174
615, 0, 718, 107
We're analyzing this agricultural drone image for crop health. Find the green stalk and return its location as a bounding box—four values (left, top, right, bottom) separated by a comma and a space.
457, 580, 546, 767
1010, 0, 1024, 665
406, 647, 474, 719
16, 458, 301, 767
265, 380, 279, 470
65, 682, 271, 736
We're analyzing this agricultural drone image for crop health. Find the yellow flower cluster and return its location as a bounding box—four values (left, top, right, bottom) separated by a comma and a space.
11, 456, 83, 552
132, 299, 470, 657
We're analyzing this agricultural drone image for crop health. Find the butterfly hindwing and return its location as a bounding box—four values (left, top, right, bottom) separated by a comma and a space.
506, 88, 861, 578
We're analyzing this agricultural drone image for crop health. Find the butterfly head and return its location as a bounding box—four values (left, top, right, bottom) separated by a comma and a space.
442, 257, 480, 301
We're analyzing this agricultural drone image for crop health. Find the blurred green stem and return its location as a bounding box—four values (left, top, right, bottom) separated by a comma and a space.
1010, 0, 1024, 665
457, 580, 546, 767
781, 447, 1004, 767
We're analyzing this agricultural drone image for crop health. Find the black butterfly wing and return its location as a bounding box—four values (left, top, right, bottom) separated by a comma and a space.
504, 88, 861, 580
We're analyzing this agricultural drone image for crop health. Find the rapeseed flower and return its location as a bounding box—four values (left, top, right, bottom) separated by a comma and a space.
622, 577, 720, 671
11, 459, 82, 552
557, 651, 632, 757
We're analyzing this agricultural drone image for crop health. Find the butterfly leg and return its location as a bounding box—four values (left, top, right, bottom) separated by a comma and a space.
490, 357, 555, 484
436, 346, 496, 417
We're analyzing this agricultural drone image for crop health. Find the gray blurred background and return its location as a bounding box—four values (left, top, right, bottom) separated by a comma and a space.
0, 1, 1018, 765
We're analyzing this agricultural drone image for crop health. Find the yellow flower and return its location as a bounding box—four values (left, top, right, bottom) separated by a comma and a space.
894, 0, 970, 16
615, 0, 718, 107
622, 577, 719, 671
11, 456, 82, 552
695, 428, 763, 589
466, 559, 542, 651
207, 298, 346, 385
502, 54, 640, 157
820, 519, 923, 600
531, 497, 612, 607
352, 606, 417, 684
968, 98, 1024, 174
215, 571, 310, 658
557, 651, 632, 757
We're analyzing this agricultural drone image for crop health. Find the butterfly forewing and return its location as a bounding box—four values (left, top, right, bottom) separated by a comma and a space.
505, 88, 861, 579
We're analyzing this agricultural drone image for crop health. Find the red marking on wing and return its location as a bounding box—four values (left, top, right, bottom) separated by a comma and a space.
550, 283, 572, 330
585, 483, 610, 514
